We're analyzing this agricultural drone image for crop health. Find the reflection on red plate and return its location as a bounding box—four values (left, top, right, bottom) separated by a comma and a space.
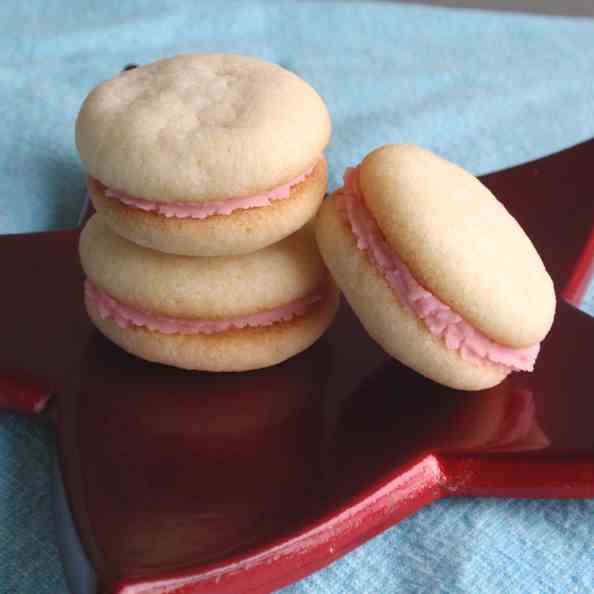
67, 334, 330, 575
335, 364, 550, 463
0, 140, 593, 593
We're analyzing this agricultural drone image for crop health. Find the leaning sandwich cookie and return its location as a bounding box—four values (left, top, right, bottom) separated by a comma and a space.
316, 144, 556, 390
76, 54, 330, 256
79, 215, 339, 372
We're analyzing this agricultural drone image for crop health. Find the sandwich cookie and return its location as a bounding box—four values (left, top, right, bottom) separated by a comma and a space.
76, 53, 330, 256
316, 144, 556, 390
79, 215, 339, 371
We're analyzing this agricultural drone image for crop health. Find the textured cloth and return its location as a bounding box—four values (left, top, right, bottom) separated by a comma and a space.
1, 1, 593, 593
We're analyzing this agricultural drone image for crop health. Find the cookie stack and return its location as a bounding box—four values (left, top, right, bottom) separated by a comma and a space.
77, 54, 339, 371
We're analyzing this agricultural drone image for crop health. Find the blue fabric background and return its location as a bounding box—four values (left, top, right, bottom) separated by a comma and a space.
0, 1, 593, 593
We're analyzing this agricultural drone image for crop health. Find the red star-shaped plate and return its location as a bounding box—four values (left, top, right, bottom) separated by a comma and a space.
1, 140, 593, 594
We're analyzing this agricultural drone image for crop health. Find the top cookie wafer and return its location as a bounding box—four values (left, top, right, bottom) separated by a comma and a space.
76, 54, 330, 201
358, 145, 556, 347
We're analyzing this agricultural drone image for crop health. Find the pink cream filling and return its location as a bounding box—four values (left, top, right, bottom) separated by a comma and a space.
85, 280, 323, 335
336, 167, 540, 373
102, 160, 319, 220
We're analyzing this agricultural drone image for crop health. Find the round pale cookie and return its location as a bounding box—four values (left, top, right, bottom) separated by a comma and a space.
358, 144, 556, 348
77, 54, 330, 200
80, 215, 338, 372
316, 197, 508, 390
76, 53, 331, 256
89, 158, 327, 257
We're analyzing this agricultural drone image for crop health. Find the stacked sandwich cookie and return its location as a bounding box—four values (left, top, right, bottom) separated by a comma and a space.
77, 54, 339, 371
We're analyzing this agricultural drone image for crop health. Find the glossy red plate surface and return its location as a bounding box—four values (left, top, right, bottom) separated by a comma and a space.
1, 140, 593, 594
